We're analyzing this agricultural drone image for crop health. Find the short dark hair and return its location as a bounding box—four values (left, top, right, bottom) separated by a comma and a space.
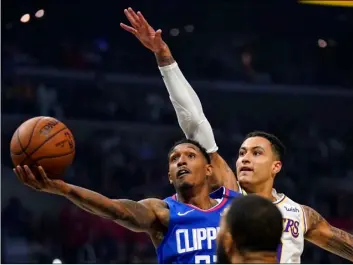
244, 131, 285, 160
226, 195, 283, 253
168, 139, 211, 164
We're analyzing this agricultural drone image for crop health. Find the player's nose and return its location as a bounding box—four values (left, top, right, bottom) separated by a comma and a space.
239, 155, 251, 164
177, 155, 187, 167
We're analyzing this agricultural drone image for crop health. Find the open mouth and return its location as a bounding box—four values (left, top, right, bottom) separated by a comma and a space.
239, 166, 253, 172
176, 168, 191, 178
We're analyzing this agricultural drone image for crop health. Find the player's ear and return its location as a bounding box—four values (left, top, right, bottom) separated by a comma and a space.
229, 243, 243, 263
223, 232, 243, 263
168, 172, 173, 184
223, 231, 234, 256
272, 160, 282, 177
205, 164, 213, 179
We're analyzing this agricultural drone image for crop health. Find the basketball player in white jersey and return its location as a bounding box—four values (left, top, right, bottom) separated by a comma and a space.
236, 131, 353, 263
120, 8, 353, 263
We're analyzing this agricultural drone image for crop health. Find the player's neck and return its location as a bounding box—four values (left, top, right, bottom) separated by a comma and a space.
244, 181, 276, 202
177, 186, 215, 210
237, 251, 278, 264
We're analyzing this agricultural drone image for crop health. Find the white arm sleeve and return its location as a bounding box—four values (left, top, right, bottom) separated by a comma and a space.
159, 62, 218, 153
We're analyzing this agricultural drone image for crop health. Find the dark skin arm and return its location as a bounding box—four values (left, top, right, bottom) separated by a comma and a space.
302, 205, 353, 262
120, 8, 239, 192
14, 165, 169, 246
208, 153, 239, 191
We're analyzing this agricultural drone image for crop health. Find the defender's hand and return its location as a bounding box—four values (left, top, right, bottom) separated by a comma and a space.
14, 165, 67, 195
120, 8, 166, 53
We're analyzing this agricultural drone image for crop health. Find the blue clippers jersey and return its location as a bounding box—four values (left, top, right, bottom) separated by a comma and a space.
156, 187, 241, 264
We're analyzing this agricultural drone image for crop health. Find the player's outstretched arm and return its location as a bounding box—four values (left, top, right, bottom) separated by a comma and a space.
302, 205, 353, 262
121, 8, 239, 192
14, 165, 167, 233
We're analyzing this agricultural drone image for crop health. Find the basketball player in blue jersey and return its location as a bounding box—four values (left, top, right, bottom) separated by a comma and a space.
14, 139, 241, 264
217, 195, 283, 264
120, 8, 353, 263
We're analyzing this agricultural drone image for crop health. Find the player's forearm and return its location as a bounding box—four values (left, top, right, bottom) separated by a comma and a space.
60, 184, 126, 220
324, 226, 353, 262
157, 47, 218, 153
308, 226, 353, 262
61, 184, 156, 232
303, 205, 353, 261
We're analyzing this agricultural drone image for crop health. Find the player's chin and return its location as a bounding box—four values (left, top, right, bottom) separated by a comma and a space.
177, 180, 194, 191
237, 172, 255, 185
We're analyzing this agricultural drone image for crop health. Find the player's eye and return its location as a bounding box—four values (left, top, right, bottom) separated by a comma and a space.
239, 150, 245, 156
188, 153, 196, 159
171, 155, 179, 162
253, 150, 262, 156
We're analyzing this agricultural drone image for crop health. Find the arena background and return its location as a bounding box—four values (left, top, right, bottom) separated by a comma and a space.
2, 0, 353, 263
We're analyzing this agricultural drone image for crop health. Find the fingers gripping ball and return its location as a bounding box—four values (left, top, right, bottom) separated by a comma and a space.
14, 165, 55, 192
10, 116, 75, 179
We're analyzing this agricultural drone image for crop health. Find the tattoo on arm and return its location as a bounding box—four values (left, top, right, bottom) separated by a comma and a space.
155, 54, 175, 67
111, 199, 159, 231
326, 226, 353, 261
65, 185, 159, 232
303, 205, 353, 262
303, 205, 325, 228
155, 45, 175, 67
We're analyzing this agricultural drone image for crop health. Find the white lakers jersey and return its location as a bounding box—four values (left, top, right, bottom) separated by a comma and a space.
272, 189, 307, 263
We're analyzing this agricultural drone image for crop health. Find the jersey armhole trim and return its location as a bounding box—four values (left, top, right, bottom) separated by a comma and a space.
299, 204, 308, 234
156, 198, 175, 253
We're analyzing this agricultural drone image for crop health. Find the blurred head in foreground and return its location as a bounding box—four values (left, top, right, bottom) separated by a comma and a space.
217, 195, 283, 264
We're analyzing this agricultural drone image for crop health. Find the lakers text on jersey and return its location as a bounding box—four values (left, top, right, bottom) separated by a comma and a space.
273, 189, 306, 263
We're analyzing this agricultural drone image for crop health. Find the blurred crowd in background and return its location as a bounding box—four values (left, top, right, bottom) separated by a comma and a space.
2, 0, 353, 264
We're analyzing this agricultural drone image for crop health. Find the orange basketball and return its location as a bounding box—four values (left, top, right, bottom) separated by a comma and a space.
10, 116, 75, 179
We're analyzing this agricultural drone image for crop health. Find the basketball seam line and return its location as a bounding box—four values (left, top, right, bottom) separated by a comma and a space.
36, 151, 75, 178
28, 126, 68, 157
35, 150, 75, 162
19, 127, 68, 165
11, 117, 44, 156
24, 116, 45, 151
16, 128, 32, 165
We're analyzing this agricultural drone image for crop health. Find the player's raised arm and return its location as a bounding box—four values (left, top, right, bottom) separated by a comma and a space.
121, 8, 239, 192
14, 165, 166, 233
302, 205, 353, 262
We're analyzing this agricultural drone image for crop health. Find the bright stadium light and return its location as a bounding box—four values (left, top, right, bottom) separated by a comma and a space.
52, 258, 62, 264
35, 9, 45, 18
20, 14, 30, 23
